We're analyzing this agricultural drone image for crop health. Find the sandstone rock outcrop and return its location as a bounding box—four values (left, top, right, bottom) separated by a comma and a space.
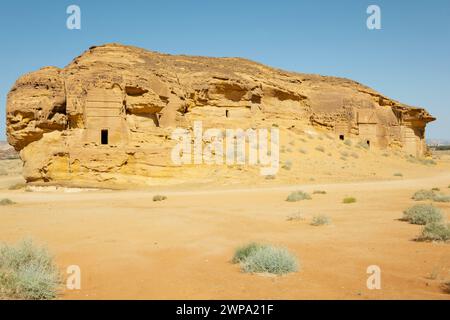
6, 43, 435, 187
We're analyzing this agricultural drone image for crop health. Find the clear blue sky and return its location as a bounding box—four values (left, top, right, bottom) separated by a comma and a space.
1, 0, 449, 140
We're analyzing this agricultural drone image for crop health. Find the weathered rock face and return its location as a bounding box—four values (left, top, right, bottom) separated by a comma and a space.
6, 43, 435, 188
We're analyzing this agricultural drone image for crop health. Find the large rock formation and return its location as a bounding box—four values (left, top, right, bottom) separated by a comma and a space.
6, 43, 435, 188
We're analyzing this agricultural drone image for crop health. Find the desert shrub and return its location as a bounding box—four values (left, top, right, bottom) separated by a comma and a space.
416, 223, 450, 242
0, 239, 60, 299
282, 160, 292, 170
272, 123, 279, 128
234, 244, 298, 275
0, 198, 16, 206
313, 190, 327, 194
8, 183, 26, 190
448, 185, 450, 189
152, 195, 167, 201
286, 212, 304, 221
265, 175, 276, 180
393, 172, 403, 177
310, 215, 330, 226
286, 191, 311, 202
412, 189, 450, 202
232, 243, 264, 263
315, 146, 325, 153
433, 194, 450, 203
343, 197, 356, 204
432, 187, 440, 192
412, 189, 436, 201
402, 204, 443, 225
344, 139, 352, 146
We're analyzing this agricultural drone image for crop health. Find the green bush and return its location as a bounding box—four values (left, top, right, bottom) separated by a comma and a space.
402, 204, 443, 225
433, 194, 450, 203
0, 199, 15, 206
431, 187, 440, 192
233, 244, 298, 275
152, 195, 167, 201
232, 243, 264, 263
286, 191, 311, 202
412, 189, 436, 201
343, 197, 356, 204
0, 239, 60, 299
417, 223, 450, 242
412, 189, 450, 202
310, 215, 330, 226
393, 172, 403, 177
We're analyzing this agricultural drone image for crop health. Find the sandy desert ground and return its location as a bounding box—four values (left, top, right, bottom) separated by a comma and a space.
0, 149, 449, 300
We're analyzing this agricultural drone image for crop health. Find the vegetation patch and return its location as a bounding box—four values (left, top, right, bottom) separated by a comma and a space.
0, 239, 60, 300
433, 194, 450, 203
402, 204, 443, 225
0, 199, 16, 206
286, 191, 311, 202
313, 190, 327, 194
393, 172, 403, 177
343, 197, 356, 204
310, 215, 331, 226
233, 243, 298, 275
412, 189, 450, 202
412, 189, 436, 201
152, 195, 167, 201
416, 223, 450, 242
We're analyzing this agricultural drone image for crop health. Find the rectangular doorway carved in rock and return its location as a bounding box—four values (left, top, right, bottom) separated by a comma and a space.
101, 129, 108, 145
